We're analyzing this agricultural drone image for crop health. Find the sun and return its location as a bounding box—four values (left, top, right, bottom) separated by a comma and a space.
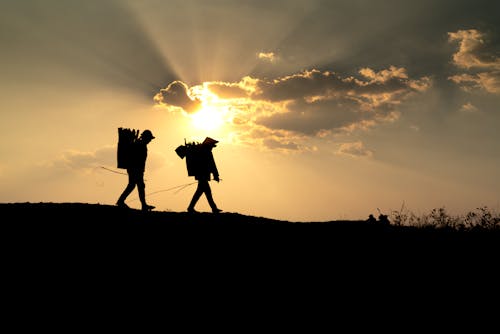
191, 105, 225, 131
189, 85, 228, 131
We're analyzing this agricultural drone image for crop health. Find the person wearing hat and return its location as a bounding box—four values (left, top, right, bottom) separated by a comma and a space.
187, 137, 222, 213
116, 129, 156, 211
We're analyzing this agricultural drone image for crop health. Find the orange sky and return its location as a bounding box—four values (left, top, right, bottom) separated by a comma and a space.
1, 0, 499, 221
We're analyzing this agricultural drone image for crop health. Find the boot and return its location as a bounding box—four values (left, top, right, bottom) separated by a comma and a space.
142, 204, 155, 211
187, 207, 199, 213
116, 200, 130, 209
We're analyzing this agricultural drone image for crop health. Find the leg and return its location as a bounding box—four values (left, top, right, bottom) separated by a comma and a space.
201, 180, 221, 213
136, 171, 154, 211
187, 181, 204, 212
117, 171, 136, 207
200, 181, 222, 213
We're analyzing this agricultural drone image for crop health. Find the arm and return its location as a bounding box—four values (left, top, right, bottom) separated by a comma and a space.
209, 152, 219, 182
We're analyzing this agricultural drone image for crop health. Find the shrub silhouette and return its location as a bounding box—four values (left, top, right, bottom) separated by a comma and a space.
390, 204, 499, 231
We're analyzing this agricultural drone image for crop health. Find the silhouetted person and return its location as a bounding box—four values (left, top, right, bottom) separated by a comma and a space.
187, 137, 222, 213
116, 129, 156, 211
378, 214, 390, 225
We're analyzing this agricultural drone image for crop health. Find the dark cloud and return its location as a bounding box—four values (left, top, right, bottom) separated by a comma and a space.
206, 82, 249, 99
253, 67, 428, 103
258, 98, 366, 135
253, 67, 429, 135
154, 81, 202, 113
253, 70, 350, 102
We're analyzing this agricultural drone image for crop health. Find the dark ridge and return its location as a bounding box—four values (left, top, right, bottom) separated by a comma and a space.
3, 202, 498, 242
2, 202, 499, 281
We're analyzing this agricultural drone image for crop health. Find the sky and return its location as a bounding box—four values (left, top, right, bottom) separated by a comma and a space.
1, 0, 499, 221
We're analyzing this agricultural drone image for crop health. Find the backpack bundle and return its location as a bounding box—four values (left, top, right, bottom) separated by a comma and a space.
175, 140, 202, 176
117, 127, 139, 169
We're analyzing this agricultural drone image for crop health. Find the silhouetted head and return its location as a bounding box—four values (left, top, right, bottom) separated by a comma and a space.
141, 130, 155, 142
202, 137, 218, 147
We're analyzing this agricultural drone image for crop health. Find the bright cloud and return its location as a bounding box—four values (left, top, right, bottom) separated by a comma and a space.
448, 29, 500, 69
449, 72, 500, 94
460, 102, 479, 114
258, 52, 278, 63
155, 66, 431, 151
448, 29, 500, 94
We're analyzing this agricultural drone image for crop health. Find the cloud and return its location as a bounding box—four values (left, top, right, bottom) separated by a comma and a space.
42, 147, 116, 174
251, 67, 430, 135
459, 102, 480, 114
336, 142, 373, 158
448, 72, 500, 94
253, 67, 430, 103
206, 79, 255, 99
258, 52, 278, 63
154, 81, 202, 113
263, 138, 299, 151
448, 30, 500, 69
410, 125, 420, 132
155, 66, 430, 151
448, 29, 500, 94
43, 146, 165, 175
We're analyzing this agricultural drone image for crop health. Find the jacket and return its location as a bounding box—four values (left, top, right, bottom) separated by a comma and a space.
128, 141, 148, 172
190, 145, 218, 181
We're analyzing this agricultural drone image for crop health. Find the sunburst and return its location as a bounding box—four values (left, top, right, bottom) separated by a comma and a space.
189, 86, 228, 131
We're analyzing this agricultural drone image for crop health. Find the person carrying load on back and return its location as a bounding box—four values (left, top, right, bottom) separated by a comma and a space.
185, 137, 222, 214
116, 129, 156, 211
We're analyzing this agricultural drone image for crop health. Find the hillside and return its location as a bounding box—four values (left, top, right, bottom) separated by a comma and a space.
3, 202, 499, 280
3, 202, 498, 245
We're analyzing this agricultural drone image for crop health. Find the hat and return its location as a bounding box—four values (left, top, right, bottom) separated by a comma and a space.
202, 137, 218, 146
141, 129, 155, 139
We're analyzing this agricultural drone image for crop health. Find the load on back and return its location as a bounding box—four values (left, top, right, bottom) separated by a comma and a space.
117, 127, 139, 169
175, 137, 219, 179
175, 140, 202, 176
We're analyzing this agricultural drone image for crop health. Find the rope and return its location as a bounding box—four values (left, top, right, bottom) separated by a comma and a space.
127, 182, 197, 203
99, 166, 128, 175
147, 182, 198, 196
98, 165, 218, 202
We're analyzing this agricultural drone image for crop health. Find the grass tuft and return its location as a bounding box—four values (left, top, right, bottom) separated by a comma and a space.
389, 203, 500, 231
